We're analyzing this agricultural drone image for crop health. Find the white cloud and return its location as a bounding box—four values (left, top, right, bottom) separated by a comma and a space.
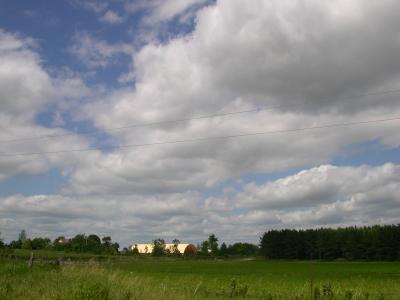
0, 30, 50, 116
1, 164, 399, 246
148, 0, 210, 24
0, 30, 91, 181
190, 0, 400, 112
205, 163, 400, 241
67, 0, 108, 14
67, 1, 125, 25
3, 0, 400, 244
0, 29, 36, 52
69, 32, 134, 68
75, 0, 400, 196
100, 10, 124, 24
0, 192, 204, 245
124, 0, 211, 26
235, 164, 400, 210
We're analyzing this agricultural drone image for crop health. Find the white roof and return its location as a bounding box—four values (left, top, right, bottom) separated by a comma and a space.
131, 243, 192, 254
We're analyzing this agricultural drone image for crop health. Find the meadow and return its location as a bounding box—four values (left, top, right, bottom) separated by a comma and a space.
1, 254, 399, 299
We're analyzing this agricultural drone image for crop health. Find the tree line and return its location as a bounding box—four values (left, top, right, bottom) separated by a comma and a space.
1, 230, 119, 255
2, 224, 399, 260
0, 231, 259, 257
197, 234, 259, 257
129, 235, 259, 257
260, 225, 400, 260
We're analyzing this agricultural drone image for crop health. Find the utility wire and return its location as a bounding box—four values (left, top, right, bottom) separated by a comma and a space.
1, 88, 400, 144
1, 115, 399, 158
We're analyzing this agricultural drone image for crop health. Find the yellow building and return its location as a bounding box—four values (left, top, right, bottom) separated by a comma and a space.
130, 243, 196, 254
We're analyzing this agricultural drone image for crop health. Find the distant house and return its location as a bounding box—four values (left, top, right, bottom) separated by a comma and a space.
130, 243, 197, 254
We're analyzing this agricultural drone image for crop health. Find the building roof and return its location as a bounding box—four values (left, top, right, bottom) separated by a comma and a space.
131, 243, 194, 254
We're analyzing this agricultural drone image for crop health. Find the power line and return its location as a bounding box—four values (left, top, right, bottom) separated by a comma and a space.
1, 115, 399, 158
1, 88, 400, 144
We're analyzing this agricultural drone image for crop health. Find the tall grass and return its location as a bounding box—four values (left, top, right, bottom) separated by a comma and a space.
0, 259, 399, 299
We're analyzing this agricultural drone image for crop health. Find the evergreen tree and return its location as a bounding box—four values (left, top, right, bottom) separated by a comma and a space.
260, 225, 400, 261
219, 242, 228, 257
18, 230, 27, 244
208, 234, 219, 255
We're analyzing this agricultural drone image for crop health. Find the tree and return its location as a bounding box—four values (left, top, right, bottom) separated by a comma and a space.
102, 236, 119, 254
171, 239, 181, 256
19, 230, 27, 243
260, 225, 400, 261
200, 240, 210, 255
70, 234, 86, 252
184, 244, 197, 256
31, 237, 51, 250
53, 236, 69, 251
9, 239, 22, 249
131, 244, 139, 255
208, 234, 219, 255
102, 236, 112, 247
22, 239, 32, 250
219, 242, 228, 257
85, 234, 102, 253
152, 239, 166, 256
112, 242, 120, 254
0, 232, 4, 249
228, 243, 259, 256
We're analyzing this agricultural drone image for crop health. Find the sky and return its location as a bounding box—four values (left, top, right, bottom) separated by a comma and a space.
0, 0, 400, 248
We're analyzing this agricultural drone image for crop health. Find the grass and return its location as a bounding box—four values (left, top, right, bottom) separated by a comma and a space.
0, 257, 399, 299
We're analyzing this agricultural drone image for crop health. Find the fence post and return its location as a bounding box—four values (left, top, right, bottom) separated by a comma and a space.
28, 251, 34, 269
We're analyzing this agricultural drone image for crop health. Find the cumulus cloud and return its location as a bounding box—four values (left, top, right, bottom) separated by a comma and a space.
2, 0, 400, 244
125, 0, 210, 25
74, 0, 400, 196
69, 32, 134, 68
100, 10, 124, 24
1, 164, 400, 245
0, 192, 204, 245
0, 30, 50, 116
192, 0, 400, 113
67, 0, 108, 14
67, 1, 125, 25
0, 30, 91, 181
235, 164, 400, 210
205, 163, 400, 241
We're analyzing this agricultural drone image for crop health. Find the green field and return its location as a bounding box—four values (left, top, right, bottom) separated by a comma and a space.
1, 256, 399, 299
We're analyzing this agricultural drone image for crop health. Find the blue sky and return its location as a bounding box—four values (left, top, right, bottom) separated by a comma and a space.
0, 0, 400, 246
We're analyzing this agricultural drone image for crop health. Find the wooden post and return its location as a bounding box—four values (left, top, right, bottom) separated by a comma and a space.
28, 251, 34, 269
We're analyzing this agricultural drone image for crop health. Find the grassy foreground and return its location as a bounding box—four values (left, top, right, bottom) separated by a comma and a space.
0, 257, 399, 299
